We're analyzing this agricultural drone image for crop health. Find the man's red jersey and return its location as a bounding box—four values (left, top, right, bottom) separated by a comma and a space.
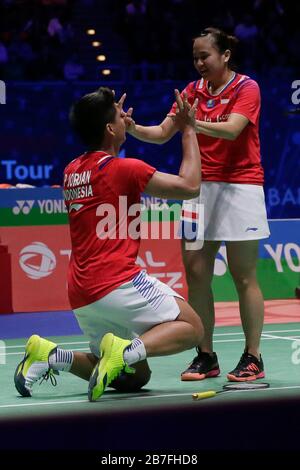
63, 151, 156, 309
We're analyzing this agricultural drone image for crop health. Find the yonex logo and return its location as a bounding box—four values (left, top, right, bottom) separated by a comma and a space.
12, 200, 35, 215
19, 242, 56, 280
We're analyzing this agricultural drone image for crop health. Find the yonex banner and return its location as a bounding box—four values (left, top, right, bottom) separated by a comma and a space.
0, 188, 68, 226
212, 219, 300, 301
0, 225, 71, 312
0, 189, 299, 312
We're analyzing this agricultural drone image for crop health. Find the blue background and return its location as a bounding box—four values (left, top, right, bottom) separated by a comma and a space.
0, 78, 299, 219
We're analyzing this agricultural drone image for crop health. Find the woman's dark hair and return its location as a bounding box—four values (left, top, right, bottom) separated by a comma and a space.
69, 87, 116, 148
195, 27, 239, 69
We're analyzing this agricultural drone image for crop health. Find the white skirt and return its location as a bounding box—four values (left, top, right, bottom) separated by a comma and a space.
181, 182, 270, 242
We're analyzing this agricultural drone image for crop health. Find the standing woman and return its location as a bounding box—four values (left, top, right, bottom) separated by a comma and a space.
126, 27, 270, 382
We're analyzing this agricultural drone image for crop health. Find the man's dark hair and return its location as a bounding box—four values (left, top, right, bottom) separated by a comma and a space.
69, 87, 116, 148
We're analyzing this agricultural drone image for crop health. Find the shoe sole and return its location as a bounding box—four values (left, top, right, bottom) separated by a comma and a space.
14, 355, 31, 397
14, 335, 41, 397
88, 333, 115, 402
181, 368, 220, 381
14, 335, 57, 397
227, 371, 265, 382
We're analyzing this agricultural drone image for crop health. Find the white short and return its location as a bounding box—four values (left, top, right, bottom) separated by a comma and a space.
182, 182, 270, 242
74, 270, 184, 357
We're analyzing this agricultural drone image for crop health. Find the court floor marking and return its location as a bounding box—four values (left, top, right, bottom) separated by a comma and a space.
261, 333, 300, 342
1, 348, 90, 357
2, 327, 300, 351
1, 385, 300, 410
2, 333, 300, 357
1, 341, 89, 350
215, 329, 300, 337
2, 328, 300, 351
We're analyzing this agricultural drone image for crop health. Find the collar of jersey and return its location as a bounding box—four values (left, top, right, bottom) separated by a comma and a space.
83, 150, 113, 163
206, 72, 237, 97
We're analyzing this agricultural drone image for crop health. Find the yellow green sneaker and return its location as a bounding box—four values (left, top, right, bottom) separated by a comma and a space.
88, 333, 135, 402
14, 334, 58, 397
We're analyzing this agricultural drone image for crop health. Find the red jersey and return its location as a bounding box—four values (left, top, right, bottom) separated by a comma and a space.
63, 151, 156, 309
170, 74, 264, 184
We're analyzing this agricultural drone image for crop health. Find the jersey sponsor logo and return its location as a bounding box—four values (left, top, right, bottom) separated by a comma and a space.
19, 242, 56, 280
216, 113, 230, 122
203, 113, 230, 123
206, 99, 216, 108
69, 203, 84, 212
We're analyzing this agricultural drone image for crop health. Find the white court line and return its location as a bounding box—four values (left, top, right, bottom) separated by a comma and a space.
1, 385, 300, 410
215, 329, 300, 337
0, 399, 87, 409
2, 328, 300, 353
0, 348, 89, 357
261, 333, 300, 342
3, 334, 300, 357
1, 341, 89, 350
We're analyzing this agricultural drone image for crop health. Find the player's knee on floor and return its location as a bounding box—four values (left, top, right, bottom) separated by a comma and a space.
110, 360, 152, 392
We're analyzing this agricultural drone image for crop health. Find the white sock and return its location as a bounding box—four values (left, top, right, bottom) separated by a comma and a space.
49, 348, 74, 372
123, 338, 146, 365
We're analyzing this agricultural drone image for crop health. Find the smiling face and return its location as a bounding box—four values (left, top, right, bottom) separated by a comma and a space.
193, 34, 231, 82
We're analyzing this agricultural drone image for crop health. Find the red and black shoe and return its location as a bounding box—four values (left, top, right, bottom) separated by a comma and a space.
181, 348, 220, 381
227, 352, 265, 382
